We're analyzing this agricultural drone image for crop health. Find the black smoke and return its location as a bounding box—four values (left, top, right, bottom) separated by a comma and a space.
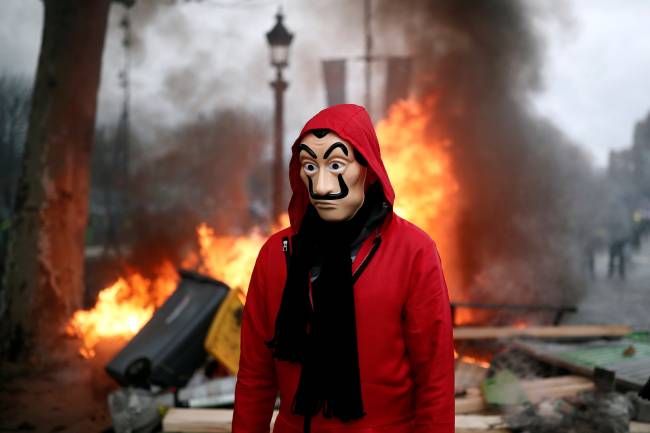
88, 108, 269, 287
377, 0, 596, 319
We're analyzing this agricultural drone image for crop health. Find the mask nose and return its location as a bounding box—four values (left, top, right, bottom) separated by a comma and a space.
314, 171, 339, 196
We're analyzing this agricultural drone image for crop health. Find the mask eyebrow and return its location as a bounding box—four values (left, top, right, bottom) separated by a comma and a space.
323, 142, 349, 159
298, 143, 317, 159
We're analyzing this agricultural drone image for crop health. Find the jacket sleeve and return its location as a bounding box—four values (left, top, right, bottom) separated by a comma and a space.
404, 242, 455, 433
232, 243, 278, 433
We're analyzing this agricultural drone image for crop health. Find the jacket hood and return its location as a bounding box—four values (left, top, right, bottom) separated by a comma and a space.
288, 104, 395, 230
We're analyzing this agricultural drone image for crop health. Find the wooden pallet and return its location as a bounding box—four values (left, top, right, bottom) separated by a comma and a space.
453, 324, 632, 340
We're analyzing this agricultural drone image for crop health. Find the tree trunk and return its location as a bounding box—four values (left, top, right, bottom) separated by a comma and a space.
0, 0, 111, 360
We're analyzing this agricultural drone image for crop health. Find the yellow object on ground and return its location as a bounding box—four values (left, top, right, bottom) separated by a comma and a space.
204, 289, 243, 374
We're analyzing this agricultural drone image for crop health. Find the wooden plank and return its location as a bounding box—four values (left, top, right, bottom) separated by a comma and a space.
525, 382, 595, 403
455, 414, 508, 432
456, 426, 509, 432
520, 375, 591, 390
163, 408, 233, 432
162, 408, 278, 433
521, 375, 594, 403
456, 395, 486, 414
458, 376, 594, 413
454, 325, 632, 340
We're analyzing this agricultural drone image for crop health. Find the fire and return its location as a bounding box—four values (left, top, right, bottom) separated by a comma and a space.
376, 98, 458, 230
67, 222, 275, 358
513, 319, 528, 329
66, 262, 178, 358
455, 309, 483, 326
68, 98, 462, 358
458, 355, 491, 369
454, 349, 491, 368
194, 223, 267, 300
376, 98, 461, 294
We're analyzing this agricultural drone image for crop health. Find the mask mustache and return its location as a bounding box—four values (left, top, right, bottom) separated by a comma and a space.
308, 174, 349, 200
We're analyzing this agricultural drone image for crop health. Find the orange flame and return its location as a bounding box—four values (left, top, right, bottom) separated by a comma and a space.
68, 98, 464, 358
194, 223, 267, 300
377, 98, 458, 228
458, 355, 490, 369
513, 319, 528, 329
377, 98, 461, 295
66, 262, 178, 358
67, 223, 277, 358
454, 309, 480, 326
454, 349, 491, 368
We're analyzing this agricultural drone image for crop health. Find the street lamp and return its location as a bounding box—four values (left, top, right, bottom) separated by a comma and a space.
266, 9, 293, 225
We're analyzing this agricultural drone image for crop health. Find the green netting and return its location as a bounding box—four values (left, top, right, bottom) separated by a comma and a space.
557, 341, 650, 368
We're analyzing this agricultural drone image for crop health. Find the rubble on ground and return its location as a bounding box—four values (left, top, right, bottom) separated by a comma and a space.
98, 271, 650, 432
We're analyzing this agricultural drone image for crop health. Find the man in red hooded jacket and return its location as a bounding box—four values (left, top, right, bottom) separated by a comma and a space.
233, 104, 455, 433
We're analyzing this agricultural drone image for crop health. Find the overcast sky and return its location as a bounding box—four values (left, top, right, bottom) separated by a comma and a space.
531, 0, 650, 166
1, 0, 649, 167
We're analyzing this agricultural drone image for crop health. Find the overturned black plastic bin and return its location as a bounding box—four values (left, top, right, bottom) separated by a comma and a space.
106, 270, 229, 388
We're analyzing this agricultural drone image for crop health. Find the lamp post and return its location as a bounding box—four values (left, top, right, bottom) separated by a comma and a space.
266, 9, 293, 225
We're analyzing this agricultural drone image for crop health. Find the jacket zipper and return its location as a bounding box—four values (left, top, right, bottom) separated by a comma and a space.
352, 234, 382, 283
281, 233, 382, 283
282, 237, 290, 270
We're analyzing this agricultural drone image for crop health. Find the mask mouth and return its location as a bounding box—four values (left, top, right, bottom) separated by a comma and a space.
313, 201, 337, 209
307, 174, 349, 200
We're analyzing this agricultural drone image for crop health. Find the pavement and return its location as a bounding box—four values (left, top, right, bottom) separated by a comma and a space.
565, 238, 650, 331
0, 340, 115, 433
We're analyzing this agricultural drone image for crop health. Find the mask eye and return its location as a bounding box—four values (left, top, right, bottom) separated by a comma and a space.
303, 162, 318, 175
327, 161, 346, 174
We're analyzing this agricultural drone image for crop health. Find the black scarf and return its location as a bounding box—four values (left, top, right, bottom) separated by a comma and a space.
267, 183, 387, 429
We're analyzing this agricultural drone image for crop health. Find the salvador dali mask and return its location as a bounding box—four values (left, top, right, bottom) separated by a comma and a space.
298, 130, 368, 222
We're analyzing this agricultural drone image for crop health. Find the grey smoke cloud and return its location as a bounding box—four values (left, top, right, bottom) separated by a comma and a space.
2, 0, 650, 166
94, 0, 370, 152
375, 0, 595, 316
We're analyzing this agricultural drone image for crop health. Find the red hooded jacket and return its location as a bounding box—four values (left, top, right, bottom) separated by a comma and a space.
233, 104, 455, 433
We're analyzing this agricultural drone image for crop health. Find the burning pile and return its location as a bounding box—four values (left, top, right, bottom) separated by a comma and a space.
66, 263, 178, 358
67, 223, 271, 357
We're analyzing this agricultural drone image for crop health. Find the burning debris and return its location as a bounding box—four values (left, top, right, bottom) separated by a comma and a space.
66, 262, 179, 359
91, 268, 242, 432
451, 332, 650, 433
67, 222, 268, 358
69, 249, 650, 433
106, 270, 229, 388
103, 321, 650, 433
